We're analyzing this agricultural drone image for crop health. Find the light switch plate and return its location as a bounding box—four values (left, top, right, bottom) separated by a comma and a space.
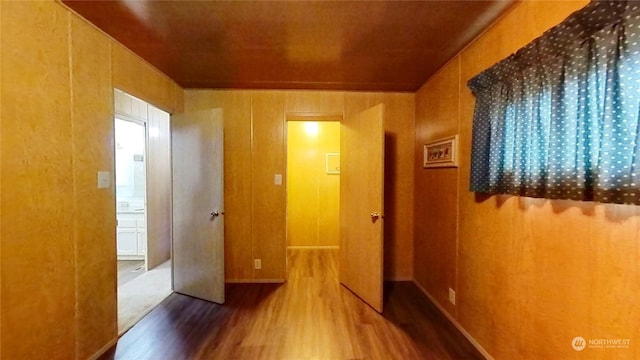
97, 171, 111, 189
274, 174, 282, 186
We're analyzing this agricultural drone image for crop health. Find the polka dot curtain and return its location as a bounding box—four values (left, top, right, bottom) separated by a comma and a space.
468, 0, 640, 205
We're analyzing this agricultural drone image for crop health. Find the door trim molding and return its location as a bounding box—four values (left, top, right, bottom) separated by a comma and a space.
285, 112, 343, 122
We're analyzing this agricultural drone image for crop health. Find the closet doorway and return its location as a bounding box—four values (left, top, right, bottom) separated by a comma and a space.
286, 120, 341, 252
286, 105, 385, 313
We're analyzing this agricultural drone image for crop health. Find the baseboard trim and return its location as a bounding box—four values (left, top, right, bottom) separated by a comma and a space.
287, 246, 339, 250
413, 280, 494, 360
226, 279, 286, 284
88, 337, 117, 360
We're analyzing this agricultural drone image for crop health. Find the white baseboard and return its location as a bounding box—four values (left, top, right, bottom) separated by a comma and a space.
412, 280, 494, 360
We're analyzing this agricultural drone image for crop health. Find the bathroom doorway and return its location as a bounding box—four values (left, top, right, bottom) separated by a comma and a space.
115, 118, 147, 276
113, 89, 173, 334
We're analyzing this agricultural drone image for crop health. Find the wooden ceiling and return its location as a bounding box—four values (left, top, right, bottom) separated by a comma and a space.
63, 0, 515, 92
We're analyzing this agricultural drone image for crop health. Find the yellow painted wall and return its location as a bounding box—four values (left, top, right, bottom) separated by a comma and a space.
414, 0, 640, 358
185, 90, 415, 281
287, 121, 341, 248
0, 1, 183, 359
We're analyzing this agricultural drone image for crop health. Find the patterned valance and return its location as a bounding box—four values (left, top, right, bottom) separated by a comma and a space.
468, 0, 640, 205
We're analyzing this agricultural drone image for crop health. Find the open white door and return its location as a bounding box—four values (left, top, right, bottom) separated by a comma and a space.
171, 109, 225, 304
340, 104, 385, 313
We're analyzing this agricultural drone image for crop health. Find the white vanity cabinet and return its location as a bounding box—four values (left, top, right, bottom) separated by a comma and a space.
117, 212, 146, 259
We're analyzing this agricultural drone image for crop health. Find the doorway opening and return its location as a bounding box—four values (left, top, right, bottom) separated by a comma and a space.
114, 115, 147, 262
115, 118, 146, 265
286, 105, 385, 312
114, 89, 173, 334
286, 119, 341, 277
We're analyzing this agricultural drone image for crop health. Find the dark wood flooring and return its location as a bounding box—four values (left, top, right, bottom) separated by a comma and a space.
102, 249, 482, 359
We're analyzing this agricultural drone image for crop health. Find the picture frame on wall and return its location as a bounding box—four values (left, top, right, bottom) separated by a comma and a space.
424, 135, 458, 168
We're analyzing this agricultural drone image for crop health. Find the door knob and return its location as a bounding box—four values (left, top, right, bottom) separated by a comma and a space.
370, 212, 380, 222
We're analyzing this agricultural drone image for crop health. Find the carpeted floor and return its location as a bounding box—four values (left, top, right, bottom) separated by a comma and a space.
118, 260, 172, 335
117, 260, 146, 286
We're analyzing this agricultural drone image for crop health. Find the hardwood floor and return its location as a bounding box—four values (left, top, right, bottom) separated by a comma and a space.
117, 260, 146, 287
102, 249, 482, 359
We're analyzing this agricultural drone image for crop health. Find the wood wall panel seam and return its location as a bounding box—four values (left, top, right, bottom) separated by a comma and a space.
67, 10, 80, 359
0, 2, 3, 359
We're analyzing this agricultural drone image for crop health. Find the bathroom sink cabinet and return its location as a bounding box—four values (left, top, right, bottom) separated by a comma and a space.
116, 212, 146, 259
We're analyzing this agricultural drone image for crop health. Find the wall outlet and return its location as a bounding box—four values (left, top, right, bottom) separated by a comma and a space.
254, 259, 262, 270
449, 288, 456, 305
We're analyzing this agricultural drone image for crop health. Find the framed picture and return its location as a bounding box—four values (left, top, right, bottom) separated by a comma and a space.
326, 153, 340, 174
424, 135, 458, 168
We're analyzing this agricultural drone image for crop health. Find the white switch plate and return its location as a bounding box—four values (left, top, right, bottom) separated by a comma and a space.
254, 259, 262, 270
274, 174, 282, 186
97, 171, 111, 189
449, 288, 456, 305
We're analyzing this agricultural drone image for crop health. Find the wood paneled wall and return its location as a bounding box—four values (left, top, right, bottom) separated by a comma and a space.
414, 1, 640, 358
184, 90, 414, 282
70, 15, 115, 359
0, 3, 3, 358
2, 3, 75, 358
112, 42, 183, 115
251, 91, 287, 281
414, 57, 460, 317
0, 2, 183, 359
